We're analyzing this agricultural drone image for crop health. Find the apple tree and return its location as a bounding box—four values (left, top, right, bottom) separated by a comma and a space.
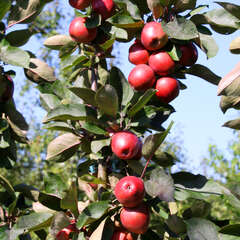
0, 0, 240, 239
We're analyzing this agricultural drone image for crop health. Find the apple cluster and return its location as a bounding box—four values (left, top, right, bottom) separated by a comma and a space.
68, 0, 115, 44
128, 21, 198, 104
113, 176, 149, 236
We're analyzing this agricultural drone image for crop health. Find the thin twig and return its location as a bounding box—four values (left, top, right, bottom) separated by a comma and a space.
140, 155, 153, 179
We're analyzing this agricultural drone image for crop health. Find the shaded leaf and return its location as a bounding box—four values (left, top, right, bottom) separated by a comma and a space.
68, 87, 97, 107
95, 85, 118, 117
109, 67, 134, 107
81, 122, 107, 135
229, 36, 240, 54
40, 93, 61, 111
8, 0, 44, 25
175, 0, 197, 13
145, 168, 174, 201
128, 89, 157, 117
217, 61, 240, 96
25, 58, 56, 84
50, 212, 70, 238
43, 103, 96, 123
220, 95, 240, 113
0, 174, 15, 199
185, 64, 221, 85
219, 224, 240, 237
61, 181, 79, 218
142, 121, 173, 159
44, 34, 74, 50
6, 29, 35, 47
77, 201, 109, 229
162, 17, 198, 40
216, 2, 240, 20
46, 133, 81, 162
0, 0, 11, 20
146, 0, 164, 19
223, 118, 240, 130
185, 218, 218, 240
91, 138, 111, 153
38, 192, 62, 211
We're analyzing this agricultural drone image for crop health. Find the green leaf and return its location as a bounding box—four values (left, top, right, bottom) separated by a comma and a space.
101, 23, 128, 40
91, 138, 111, 153
0, 39, 30, 68
43, 103, 96, 123
0, 174, 15, 199
145, 168, 174, 201
0, 226, 9, 240
40, 93, 61, 111
222, 118, 240, 130
0, 0, 11, 20
68, 87, 97, 107
219, 233, 240, 240
14, 212, 53, 232
128, 89, 157, 117
142, 121, 173, 159
109, 67, 134, 107
86, 14, 101, 28
162, 17, 198, 40
167, 44, 182, 61
185, 218, 218, 240
14, 183, 39, 202
77, 201, 109, 229
38, 192, 62, 211
81, 122, 107, 135
46, 133, 81, 162
185, 64, 221, 85
95, 85, 119, 117
61, 181, 79, 218
152, 151, 176, 167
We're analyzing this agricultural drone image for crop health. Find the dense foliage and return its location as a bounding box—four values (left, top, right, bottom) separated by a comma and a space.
0, 0, 240, 239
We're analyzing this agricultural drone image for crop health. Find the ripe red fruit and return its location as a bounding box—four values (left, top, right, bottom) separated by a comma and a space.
0, 75, 14, 103
148, 51, 175, 76
92, 0, 115, 20
111, 131, 141, 160
128, 40, 149, 65
69, 0, 91, 10
69, 17, 97, 43
128, 64, 156, 91
114, 176, 145, 207
120, 203, 150, 234
155, 77, 179, 103
179, 42, 198, 66
111, 230, 134, 240
141, 22, 168, 51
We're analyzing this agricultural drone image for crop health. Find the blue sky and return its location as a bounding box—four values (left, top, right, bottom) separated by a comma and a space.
10, 0, 240, 169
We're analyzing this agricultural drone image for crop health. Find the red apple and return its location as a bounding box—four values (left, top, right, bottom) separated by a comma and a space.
128, 40, 149, 65
141, 22, 168, 51
120, 203, 150, 234
128, 64, 156, 91
155, 77, 179, 103
148, 51, 175, 76
92, 0, 115, 20
179, 42, 198, 66
111, 131, 141, 160
69, 0, 91, 10
0, 75, 14, 103
131, 139, 142, 160
114, 176, 145, 207
111, 230, 134, 240
69, 17, 97, 43
56, 222, 78, 240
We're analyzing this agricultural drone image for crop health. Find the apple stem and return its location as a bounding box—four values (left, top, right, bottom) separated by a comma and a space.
140, 155, 153, 179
